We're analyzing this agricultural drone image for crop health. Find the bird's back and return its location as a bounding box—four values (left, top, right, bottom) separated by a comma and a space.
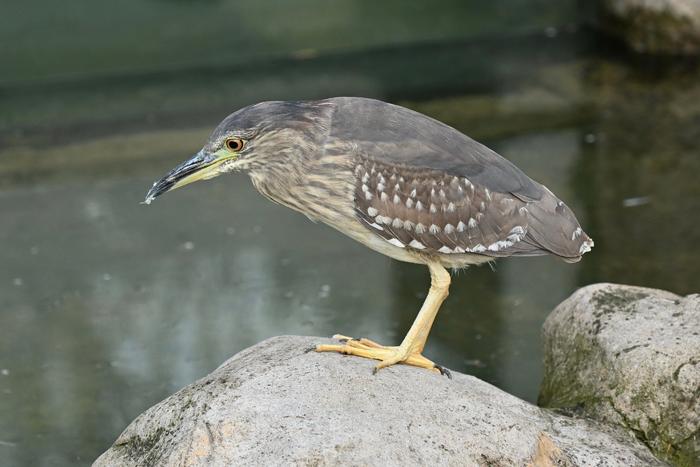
322, 97, 593, 262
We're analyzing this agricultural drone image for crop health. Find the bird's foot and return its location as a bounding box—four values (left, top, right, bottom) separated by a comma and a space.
315, 334, 450, 377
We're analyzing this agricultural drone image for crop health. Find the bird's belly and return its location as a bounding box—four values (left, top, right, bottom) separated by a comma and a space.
329, 220, 492, 268
340, 225, 426, 264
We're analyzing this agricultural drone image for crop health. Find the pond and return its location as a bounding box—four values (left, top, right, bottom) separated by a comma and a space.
1, 26, 700, 467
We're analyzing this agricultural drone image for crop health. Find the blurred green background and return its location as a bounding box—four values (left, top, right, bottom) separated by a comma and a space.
1, 1, 699, 466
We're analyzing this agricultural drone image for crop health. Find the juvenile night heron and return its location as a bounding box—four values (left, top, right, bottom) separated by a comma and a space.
145, 97, 593, 376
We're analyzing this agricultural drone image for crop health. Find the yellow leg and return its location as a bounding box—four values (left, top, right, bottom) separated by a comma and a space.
316, 261, 451, 376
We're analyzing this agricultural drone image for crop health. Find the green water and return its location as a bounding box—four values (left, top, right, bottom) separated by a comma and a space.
2, 4, 700, 466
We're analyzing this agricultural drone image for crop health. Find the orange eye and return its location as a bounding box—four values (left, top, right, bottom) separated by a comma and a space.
225, 138, 245, 152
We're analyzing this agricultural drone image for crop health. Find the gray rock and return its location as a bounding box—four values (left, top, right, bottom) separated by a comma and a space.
539, 283, 699, 466
599, 0, 700, 54
95, 335, 663, 466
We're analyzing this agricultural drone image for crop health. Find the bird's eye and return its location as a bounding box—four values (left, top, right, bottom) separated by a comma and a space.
225, 138, 245, 152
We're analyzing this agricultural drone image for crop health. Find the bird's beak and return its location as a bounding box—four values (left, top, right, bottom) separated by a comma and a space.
143, 149, 236, 204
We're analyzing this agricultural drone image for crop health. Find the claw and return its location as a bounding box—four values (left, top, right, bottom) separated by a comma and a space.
435, 364, 452, 379
332, 334, 354, 343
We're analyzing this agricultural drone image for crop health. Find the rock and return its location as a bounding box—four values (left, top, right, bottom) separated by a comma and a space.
95, 336, 664, 466
598, 0, 700, 54
539, 283, 700, 466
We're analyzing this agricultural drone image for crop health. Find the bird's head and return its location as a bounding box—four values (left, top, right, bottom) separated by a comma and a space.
144, 100, 331, 204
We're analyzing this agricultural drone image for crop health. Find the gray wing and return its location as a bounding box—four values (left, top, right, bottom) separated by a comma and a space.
328, 97, 543, 199
327, 97, 593, 261
353, 160, 529, 256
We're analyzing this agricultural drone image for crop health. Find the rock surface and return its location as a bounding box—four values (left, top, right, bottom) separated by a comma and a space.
95, 335, 664, 466
599, 0, 700, 54
539, 283, 699, 466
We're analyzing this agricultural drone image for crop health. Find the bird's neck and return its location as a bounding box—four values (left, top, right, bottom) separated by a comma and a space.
247, 156, 311, 217
248, 149, 356, 226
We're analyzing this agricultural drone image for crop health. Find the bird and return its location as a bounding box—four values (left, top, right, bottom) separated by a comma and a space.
144, 97, 593, 376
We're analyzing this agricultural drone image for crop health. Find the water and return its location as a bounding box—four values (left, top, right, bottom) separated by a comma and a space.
2, 27, 700, 467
